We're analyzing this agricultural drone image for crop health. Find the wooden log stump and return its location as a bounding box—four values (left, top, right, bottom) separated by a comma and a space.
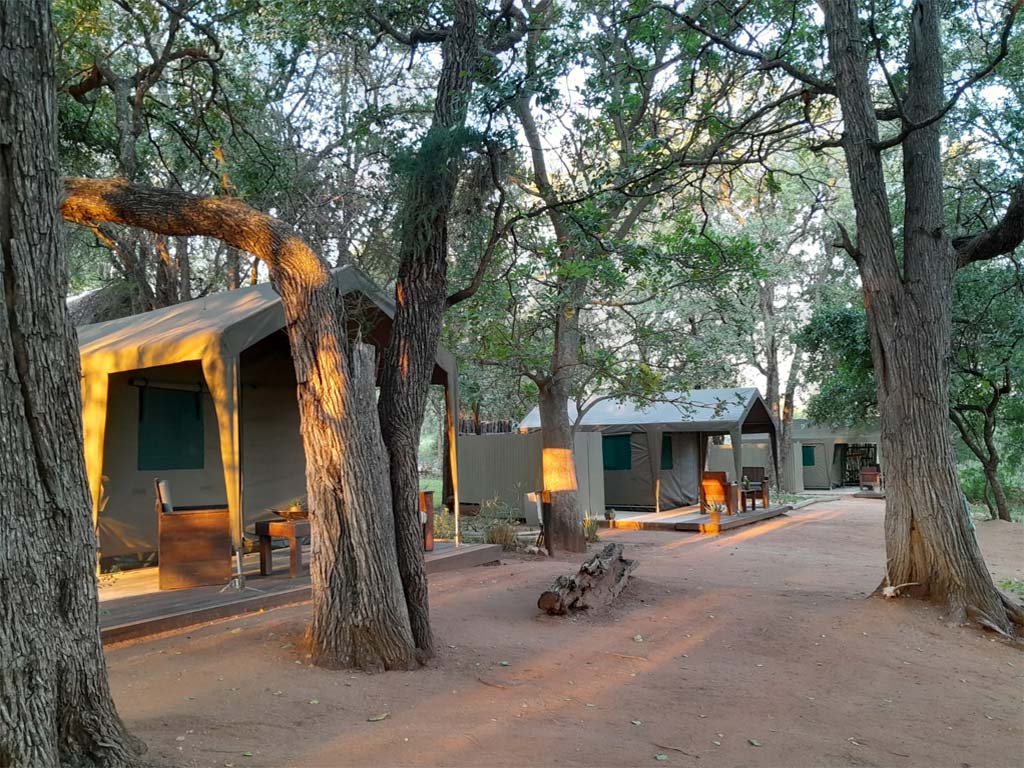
538, 543, 638, 615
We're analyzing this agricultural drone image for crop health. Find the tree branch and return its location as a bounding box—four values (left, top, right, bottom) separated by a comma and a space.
955, 184, 1024, 268
61, 177, 326, 280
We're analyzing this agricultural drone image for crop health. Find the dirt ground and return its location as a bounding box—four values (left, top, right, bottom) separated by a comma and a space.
106, 498, 1023, 768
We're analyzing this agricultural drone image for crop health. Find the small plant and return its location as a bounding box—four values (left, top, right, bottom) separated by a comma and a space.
583, 517, 600, 543
279, 495, 309, 519
704, 501, 726, 518
433, 506, 455, 540
485, 520, 518, 550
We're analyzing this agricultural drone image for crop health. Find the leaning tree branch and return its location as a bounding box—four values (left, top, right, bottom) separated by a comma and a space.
954, 183, 1024, 268
60, 178, 326, 280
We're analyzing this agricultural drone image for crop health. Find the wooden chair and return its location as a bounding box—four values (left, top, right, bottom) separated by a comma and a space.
742, 466, 770, 510
859, 466, 881, 491
701, 471, 736, 516
155, 479, 231, 590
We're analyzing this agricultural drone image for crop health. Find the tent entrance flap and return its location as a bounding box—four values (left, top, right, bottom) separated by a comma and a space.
82, 372, 110, 530
202, 354, 243, 550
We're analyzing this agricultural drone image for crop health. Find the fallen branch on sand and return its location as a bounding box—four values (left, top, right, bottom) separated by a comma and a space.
538, 543, 638, 615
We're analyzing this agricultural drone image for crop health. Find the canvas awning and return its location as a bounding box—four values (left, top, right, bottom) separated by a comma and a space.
78, 265, 459, 551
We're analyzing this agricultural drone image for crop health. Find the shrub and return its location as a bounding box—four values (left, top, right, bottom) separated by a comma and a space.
583, 517, 600, 542
485, 520, 518, 550
433, 507, 455, 540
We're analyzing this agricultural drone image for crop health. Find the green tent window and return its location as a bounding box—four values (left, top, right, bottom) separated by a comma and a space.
802, 445, 816, 467
138, 387, 205, 470
660, 434, 673, 470
603, 434, 632, 471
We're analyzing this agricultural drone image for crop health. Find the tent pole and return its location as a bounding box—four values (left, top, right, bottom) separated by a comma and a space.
203, 355, 244, 556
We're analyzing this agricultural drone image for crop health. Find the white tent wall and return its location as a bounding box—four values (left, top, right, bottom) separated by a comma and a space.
238, 332, 307, 529
705, 438, 771, 481
98, 363, 228, 559
801, 443, 831, 489
456, 432, 604, 520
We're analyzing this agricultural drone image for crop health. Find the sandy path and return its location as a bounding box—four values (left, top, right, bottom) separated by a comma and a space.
105, 499, 1023, 767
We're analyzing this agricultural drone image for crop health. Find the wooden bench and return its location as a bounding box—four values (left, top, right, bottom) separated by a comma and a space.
155, 479, 231, 591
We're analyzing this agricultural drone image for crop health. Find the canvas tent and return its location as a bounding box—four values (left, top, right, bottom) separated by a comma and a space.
78, 266, 459, 563
518, 388, 777, 511
708, 419, 881, 490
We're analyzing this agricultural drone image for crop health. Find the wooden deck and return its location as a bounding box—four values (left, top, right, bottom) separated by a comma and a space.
98, 542, 501, 644
599, 504, 790, 533
852, 490, 885, 499
672, 504, 790, 532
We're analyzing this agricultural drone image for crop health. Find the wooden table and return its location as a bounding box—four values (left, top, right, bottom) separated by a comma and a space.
255, 519, 310, 578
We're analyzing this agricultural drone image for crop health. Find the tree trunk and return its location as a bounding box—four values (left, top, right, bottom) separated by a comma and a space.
950, 403, 1012, 523
822, 0, 1022, 634
537, 379, 585, 553
176, 236, 191, 301
0, 3, 141, 764
61, 178, 418, 668
376, 0, 478, 659
982, 464, 1011, 523
226, 246, 242, 289
778, 353, 801, 492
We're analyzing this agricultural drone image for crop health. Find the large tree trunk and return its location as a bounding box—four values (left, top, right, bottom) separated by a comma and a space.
514, 77, 588, 554
537, 378, 585, 553
822, 0, 1022, 634
0, 3, 140, 764
376, 0, 478, 659
61, 178, 418, 668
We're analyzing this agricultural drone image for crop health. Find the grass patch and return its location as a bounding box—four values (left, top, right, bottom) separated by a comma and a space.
998, 579, 1024, 597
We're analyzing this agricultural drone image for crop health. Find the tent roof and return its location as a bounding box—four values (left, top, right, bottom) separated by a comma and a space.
518, 387, 776, 434
76, 265, 456, 381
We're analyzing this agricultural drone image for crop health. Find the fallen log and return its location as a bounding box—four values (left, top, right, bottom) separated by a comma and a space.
538, 542, 638, 615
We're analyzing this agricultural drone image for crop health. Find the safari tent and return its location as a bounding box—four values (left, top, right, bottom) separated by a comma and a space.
518, 388, 777, 512
77, 266, 459, 566
708, 419, 882, 490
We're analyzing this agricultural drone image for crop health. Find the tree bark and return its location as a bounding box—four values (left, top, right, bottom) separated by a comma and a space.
822, 0, 1022, 634
778, 353, 801, 493
61, 178, 418, 668
538, 378, 585, 553
376, 0, 479, 659
983, 465, 1011, 522
0, 4, 141, 764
